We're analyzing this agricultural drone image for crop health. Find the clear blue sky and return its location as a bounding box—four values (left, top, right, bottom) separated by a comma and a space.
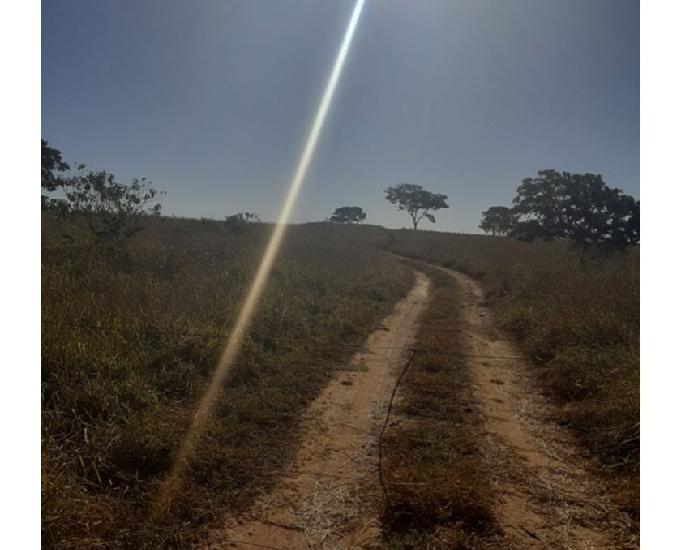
42, 0, 639, 233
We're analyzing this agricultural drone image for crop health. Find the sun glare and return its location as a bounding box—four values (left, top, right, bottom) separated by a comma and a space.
154, 0, 367, 513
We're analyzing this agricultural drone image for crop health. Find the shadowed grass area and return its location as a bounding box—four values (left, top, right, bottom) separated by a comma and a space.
381, 262, 500, 549
380, 229, 639, 519
42, 216, 412, 548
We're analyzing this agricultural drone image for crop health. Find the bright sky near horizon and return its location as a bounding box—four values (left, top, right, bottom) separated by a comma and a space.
42, 0, 639, 233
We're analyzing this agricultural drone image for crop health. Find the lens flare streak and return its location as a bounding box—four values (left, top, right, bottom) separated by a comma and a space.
155, 0, 366, 511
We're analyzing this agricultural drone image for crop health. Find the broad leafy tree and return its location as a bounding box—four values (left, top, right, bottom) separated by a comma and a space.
384, 183, 449, 230
509, 170, 639, 248
329, 206, 366, 224
479, 206, 516, 236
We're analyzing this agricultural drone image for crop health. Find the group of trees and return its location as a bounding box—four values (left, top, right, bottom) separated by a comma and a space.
45, 139, 452, 236
329, 183, 450, 230
45, 139, 639, 249
42, 140, 163, 240
479, 170, 639, 248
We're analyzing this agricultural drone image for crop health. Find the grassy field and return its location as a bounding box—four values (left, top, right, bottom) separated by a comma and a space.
381, 229, 640, 515
42, 217, 639, 546
41, 216, 413, 548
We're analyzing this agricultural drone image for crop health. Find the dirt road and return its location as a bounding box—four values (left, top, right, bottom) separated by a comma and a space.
201, 271, 431, 549
437, 266, 636, 549
201, 263, 635, 549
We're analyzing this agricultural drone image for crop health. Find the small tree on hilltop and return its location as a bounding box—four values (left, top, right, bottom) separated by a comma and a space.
329, 206, 366, 224
384, 183, 449, 230
225, 211, 261, 233
479, 206, 517, 236
509, 169, 639, 248
225, 211, 260, 224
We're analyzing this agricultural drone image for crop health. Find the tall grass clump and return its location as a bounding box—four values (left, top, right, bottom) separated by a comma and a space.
42, 216, 412, 548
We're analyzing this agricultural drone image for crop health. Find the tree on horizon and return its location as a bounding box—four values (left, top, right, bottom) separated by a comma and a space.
384, 183, 449, 230
509, 170, 639, 248
329, 206, 366, 224
479, 206, 517, 236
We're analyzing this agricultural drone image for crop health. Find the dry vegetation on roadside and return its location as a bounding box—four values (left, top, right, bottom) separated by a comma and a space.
42, 218, 639, 547
382, 230, 640, 518
381, 262, 500, 549
42, 217, 412, 548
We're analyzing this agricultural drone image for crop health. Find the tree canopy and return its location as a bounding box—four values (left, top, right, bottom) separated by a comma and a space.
479, 206, 516, 236
329, 206, 366, 224
509, 170, 639, 248
384, 183, 449, 230
63, 170, 163, 240
41, 139, 70, 191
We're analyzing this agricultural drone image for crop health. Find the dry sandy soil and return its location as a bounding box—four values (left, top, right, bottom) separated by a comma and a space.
200, 271, 431, 549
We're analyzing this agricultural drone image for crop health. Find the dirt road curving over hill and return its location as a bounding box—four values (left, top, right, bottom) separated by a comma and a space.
201, 271, 431, 549
437, 266, 637, 549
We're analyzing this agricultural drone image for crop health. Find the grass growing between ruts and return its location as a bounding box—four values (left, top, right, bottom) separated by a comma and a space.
42, 217, 412, 548
381, 262, 499, 549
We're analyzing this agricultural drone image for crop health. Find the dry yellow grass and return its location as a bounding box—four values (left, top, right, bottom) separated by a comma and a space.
42, 219, 639, 547
42, 216, 412, 548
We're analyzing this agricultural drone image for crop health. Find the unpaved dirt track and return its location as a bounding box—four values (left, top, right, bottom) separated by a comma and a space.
439, 267, 637, 549
201, 271, 430, 549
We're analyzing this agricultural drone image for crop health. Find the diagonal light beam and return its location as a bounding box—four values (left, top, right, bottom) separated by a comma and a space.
155, 0, 366, 512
